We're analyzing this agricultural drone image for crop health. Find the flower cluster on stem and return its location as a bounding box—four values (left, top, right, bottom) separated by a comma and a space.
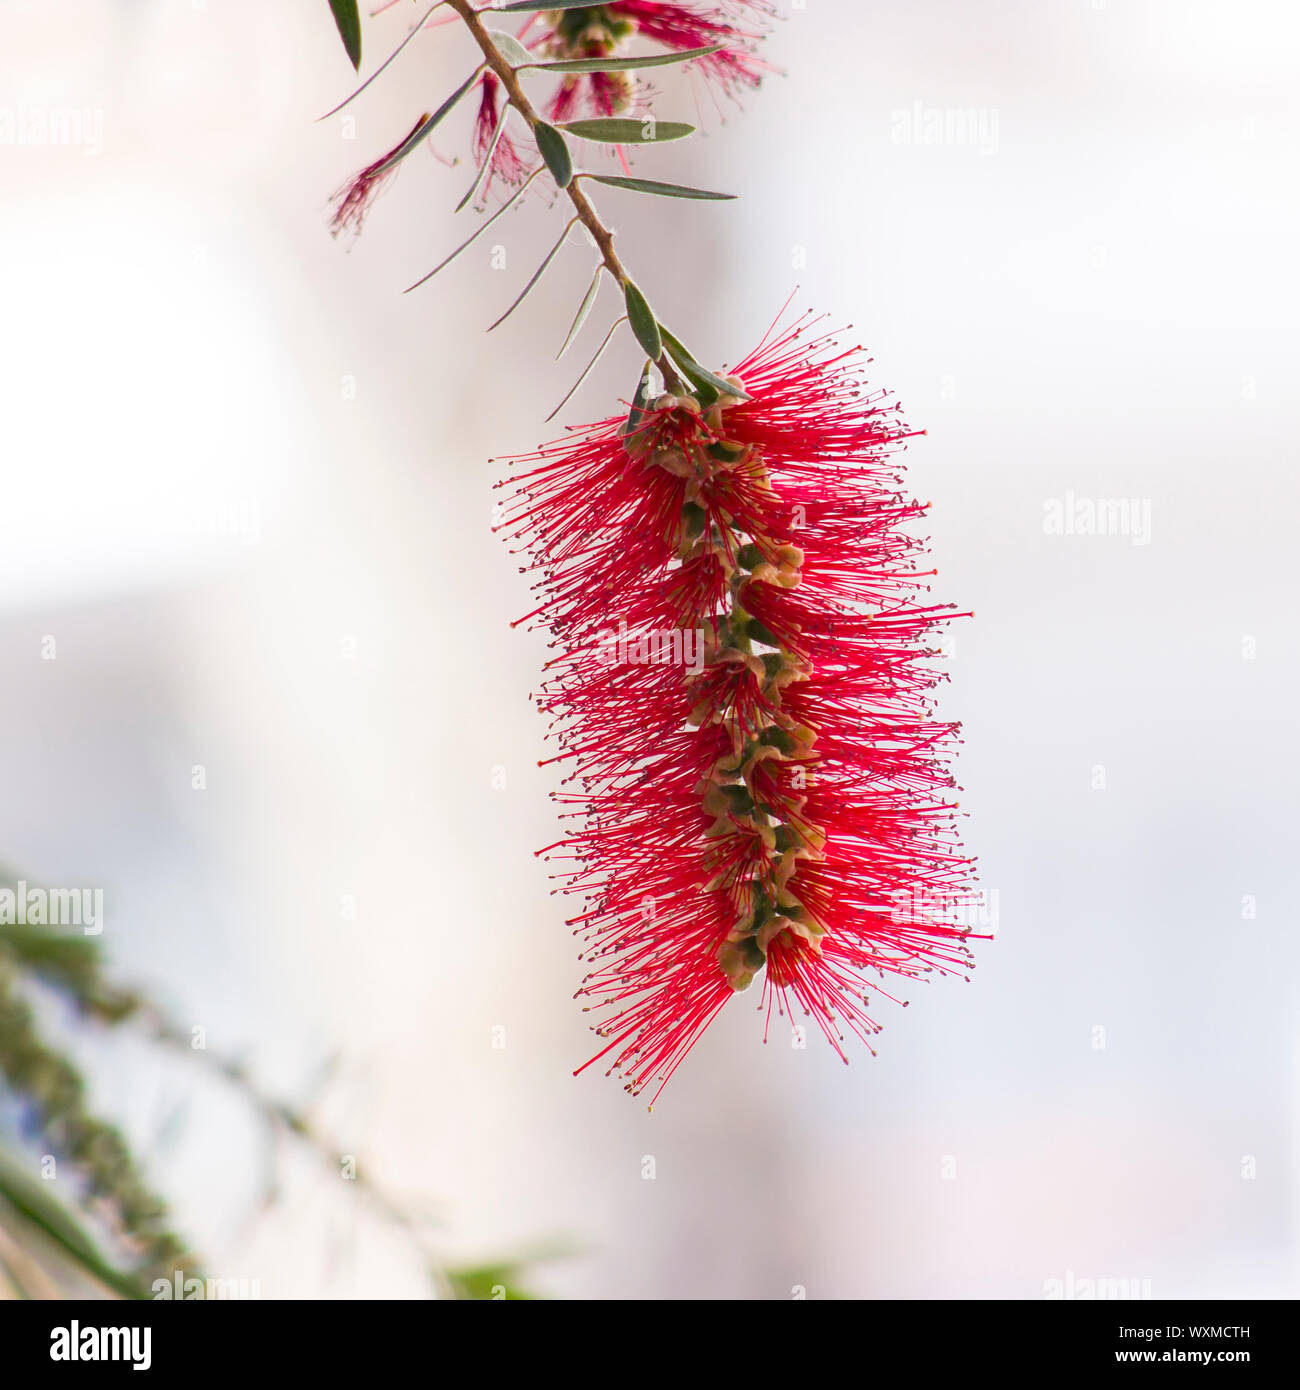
501, 315, 979, 1103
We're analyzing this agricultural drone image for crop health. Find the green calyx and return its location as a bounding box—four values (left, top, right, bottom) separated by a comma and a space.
632, 389, 827, 994
716, 879, 828, 992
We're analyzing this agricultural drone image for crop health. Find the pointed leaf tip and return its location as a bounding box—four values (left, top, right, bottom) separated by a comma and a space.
373, 65, 484, 175
659, 325, 752, 404
557, 264, 605, 360
547, 316, 627, 422
488, 218, 576, 331
328, 0, 362, 70
623, 361, 656, 439
586, 173, 735, 201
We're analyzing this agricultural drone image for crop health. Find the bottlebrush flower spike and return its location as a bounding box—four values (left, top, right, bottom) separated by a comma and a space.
499, 314, 980, 1104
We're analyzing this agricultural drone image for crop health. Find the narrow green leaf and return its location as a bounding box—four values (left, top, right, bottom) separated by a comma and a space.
529, 43, 724, 74
406, 167, 542, 292
484, 30, 535, 68
493, 1, 602, 10
373, 65, 484, 175
489, 218, 578, 331
328, 0, 362, 70
623, 282, 662, 361
585, 173, 735, 201
558, 117, 695, 144
547, 317, 627, 422
557, 264, 605, 359
671, 359, 718, 407
534, 121, 573, 189
659, 325, 752, 403
320, 2, 444, 119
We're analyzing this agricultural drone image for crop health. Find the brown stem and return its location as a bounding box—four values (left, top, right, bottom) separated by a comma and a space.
446, 0, 683, 392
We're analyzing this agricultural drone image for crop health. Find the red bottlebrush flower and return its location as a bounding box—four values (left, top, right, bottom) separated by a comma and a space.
608, 2, 771, 102
329, 114, 430, 239
546, 69, 631, 124
474, 73, 529, 196
499, 313, 980, 1104
539, 2, 771, 122
327, 5, 774, 237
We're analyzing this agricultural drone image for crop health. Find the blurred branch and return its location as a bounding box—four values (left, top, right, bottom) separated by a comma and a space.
0, 942, 191, 1295
0, 1149, 147, 1300
0, 923, 437, 1254
1, 919, 548, 1298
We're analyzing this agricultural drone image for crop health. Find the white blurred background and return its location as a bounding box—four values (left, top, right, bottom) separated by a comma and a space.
1, 0, 1297, 1297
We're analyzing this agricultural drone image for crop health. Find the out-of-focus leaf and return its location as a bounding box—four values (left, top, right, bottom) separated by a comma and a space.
530, 44, 724, 74
0, 1153, 148, 1300
445, 1262, 538, 1300
558, 117, 695, 144
0, 925, 100, 978
0, 926, 137, 1021
534, 121, 573, 188
328, 0, 362, 70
